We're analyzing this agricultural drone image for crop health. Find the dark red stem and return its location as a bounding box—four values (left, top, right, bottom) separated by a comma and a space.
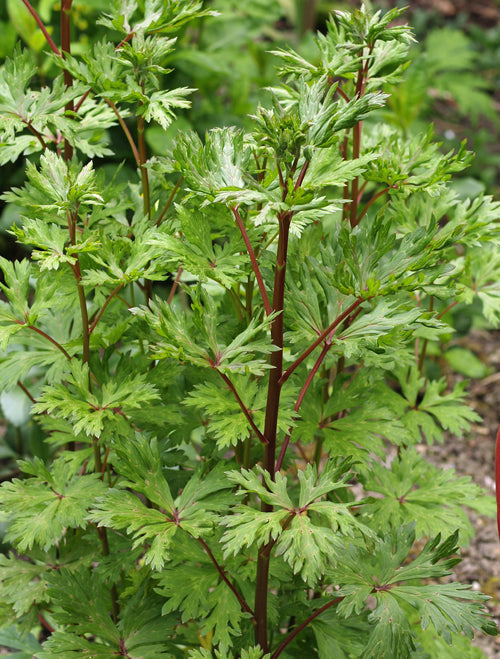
106, 100, 141, 166
215, 369, 267, 444
155, 177, 184, 227
21, 0, 61, 55
197, 537, 255, 619
232, 206, 272, 316
275, 342, 330, 472
167, 267, 183, 305
271, 597, 344, 658
89, 284, 124, 335
17, 380, 37, 404
280, 297, 366, 386
60, 0, 74, 161
255, 214, 291, 651
437, 300, 458, 320
19, 323, 72, 361
37, 613, 55, 633
356, 186, 393, 224
23, 120, 47, 149
293, 160, 310, 192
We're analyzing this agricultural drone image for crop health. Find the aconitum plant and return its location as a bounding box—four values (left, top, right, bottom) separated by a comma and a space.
0, 2, 498, 657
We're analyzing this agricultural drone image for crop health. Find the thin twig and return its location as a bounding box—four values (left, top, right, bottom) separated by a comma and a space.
197, 537, 255, 619
437, 300, 458, 320
21, 0, 61, 56
231, 206, 272, 316
271, 597, 344, 658
155, 177, 184, 227
17, 380, 37, 404
106, 99, 141, 166
279, 297, 366, 386
22, 119, 48, 149
19, 323, 72, 361
89, 284, 124, 335
213, 368, 267, 444
356, 185, 394, 225
293, 159, 310, 192
275, 343, 330, 472
167, 267, 183, 305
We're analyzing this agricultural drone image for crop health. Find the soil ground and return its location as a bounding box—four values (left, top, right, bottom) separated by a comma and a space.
426, 329, 500, 657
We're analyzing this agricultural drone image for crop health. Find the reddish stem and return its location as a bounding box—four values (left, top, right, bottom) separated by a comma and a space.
21, 0, 61, 55
275, 343, 330, 472
337, 86, 350, 102
60, 0, 74, 161
437, 301, 458, 320
155, 177, 184, 227
215, 369, 267, 444
74, 89, 90, 113
280, 297, 366, 386
255, 213, 291, 652
17, 380, 37, 404
293, 160, 310, 192
197, 537, 255, 619
100, 447, 110, 480
18, 322, 72, 361
167, 267, 183, 305
22, 119, 47, 149
271, 597, 344, 658
89, 284, 124, 335
231, 206, 272, 316
37, 613, 55, 633
356, 186, 393, 224
106, 100, 141, 166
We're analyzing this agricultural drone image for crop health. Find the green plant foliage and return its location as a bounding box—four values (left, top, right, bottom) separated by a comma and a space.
0, 2, 497, 658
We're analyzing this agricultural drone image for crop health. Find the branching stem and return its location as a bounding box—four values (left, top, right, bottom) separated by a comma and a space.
17, 380, 38, 404
89, 284, 124, 335
155, 177, 184, 227
167, 267, 183, 305
232, 205, 272, 316
275, 342, 330, 472
106, 100, 141, 166
270, 597, 344, 658
21, 0, 61, 55
18, 322, 72, 361
214, 369, 267, 444
60, 0, 74, 161
356, 185, 395, 224
137, 114, 151, 222
197, 537, 255, 620
280, 297, 366, 386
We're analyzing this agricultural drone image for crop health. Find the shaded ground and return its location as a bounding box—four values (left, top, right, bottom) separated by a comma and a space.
425, 330, 500, 657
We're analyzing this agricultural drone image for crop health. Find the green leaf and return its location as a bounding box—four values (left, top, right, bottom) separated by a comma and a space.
173, 127, 252, 200
223, 460, 369, 584
330, 527, 496, 655
0, 456, 107, 551
155, 534, 248, 651
443, 347, 490, 379
89, 489, 178, 571
360, 447, 489, 541
0, 553, 50, 616
140, 88, 194, 129
134, 289, 277, 375
311, 606, 370, 659
0, 626, 42, 658
33, 361, 159, 438
3, 151, 104, 220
